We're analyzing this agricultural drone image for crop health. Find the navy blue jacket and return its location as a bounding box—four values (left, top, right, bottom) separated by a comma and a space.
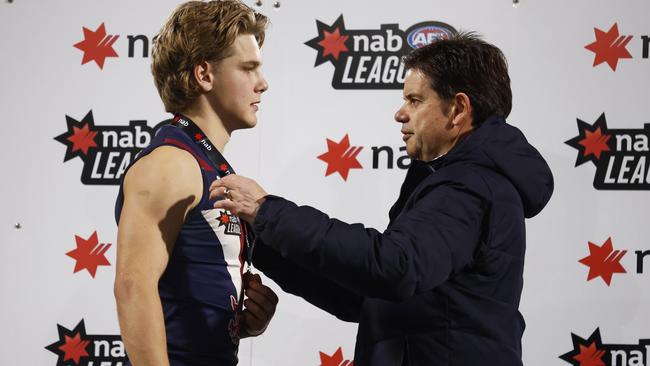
252, 117, 553, 366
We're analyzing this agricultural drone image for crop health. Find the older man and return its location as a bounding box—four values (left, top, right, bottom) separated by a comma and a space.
211, 32, 553, 366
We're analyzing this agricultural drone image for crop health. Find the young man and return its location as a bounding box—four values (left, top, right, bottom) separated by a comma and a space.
210, 33, 554, 366
114, 2, 278, 365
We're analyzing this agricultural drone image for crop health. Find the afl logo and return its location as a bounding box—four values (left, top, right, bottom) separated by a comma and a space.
406, 22, 456, 49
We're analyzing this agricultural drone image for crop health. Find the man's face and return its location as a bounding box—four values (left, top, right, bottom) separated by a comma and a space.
208, 34, 268, 132
394, 69, 456, 162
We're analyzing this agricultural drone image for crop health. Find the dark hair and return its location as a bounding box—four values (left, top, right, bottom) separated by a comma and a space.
402, 31, 512, 127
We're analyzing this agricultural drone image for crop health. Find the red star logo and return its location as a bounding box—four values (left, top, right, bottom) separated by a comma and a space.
317, 134, 363, 181
55, 111, 101, 163
572, 341, 606, 366
66, 123, 98, 156
58, 332, 90, 365
305, 15, 351, 66
66, 231, 112, 278
578, 127, 610, 160
73, 23, 120, 69
565, 113, 612, 168
318, 28, 349, 60
579, 237, 627, 286
195, 133, 204, 140
218, 211, 231, 225
585, 23, 633, 71
219, 163, 229, 172
559, 328, 607, 366
319, 347, 354, 366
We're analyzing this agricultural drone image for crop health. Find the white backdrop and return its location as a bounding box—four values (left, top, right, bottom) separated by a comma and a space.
1, 0, 649, 365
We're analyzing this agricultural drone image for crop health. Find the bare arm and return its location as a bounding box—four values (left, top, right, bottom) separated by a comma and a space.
114, 146, 202, 366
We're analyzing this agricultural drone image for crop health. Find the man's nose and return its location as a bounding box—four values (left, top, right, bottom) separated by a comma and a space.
256, 76, 269, 93
394, 106, 408, 123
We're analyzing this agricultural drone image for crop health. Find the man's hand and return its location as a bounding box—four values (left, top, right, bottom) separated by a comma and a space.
240, 272, 279, 338
209, 175, 267, 223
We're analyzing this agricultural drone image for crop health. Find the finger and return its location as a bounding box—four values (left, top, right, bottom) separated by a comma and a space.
209, 177, 229, 190
246, 288, 275, 314
247, 282, 279, 305
243, 271, 257, 288
243, 297, 268, 321
214, 199, 238, 213
264, 286, 279, 306
225, 188, 239, 201
245, 273, 262, 288
246, 287, 278, 315
243, 271, 252, 284
208, 186, 228, 201
241, 310, 264, 333
245, 280, 271, 299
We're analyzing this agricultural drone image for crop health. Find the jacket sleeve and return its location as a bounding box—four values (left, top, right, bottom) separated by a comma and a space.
252, 240, 363, 322
253, 183, 486, 301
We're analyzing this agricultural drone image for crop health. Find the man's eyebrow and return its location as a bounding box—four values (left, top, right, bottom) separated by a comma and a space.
403, 92, 423, 99
241, 60, 262, 67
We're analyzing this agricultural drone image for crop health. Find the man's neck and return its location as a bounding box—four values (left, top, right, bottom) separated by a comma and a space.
180, 104, 230, 153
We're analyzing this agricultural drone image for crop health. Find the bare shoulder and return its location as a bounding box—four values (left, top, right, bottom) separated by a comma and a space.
122, 145, 203, 218
116, 146, 202, 283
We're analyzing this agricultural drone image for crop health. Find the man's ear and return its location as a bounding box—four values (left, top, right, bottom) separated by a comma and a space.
450, 92, 473, 128
193, 61, 214, 93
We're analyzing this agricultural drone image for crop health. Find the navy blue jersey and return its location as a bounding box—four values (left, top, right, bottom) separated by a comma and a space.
115, 124, 245, 366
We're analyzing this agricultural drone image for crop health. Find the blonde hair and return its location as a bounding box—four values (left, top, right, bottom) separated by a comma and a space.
151, 0, 269, 112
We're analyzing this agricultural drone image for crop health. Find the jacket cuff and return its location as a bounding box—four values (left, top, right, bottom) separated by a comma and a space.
253, 194, 285, 236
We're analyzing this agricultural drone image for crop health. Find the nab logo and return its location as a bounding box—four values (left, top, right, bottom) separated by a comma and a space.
585, 23, 650, 71
216, 210, 242, 236
305, 15, 456, 89
317, 134, 364, 181
66, 231, 112, 278
565, 113, 650, 190
46, 319, 127, 366
74, 23, 151, 69
579, 237, 626, 286
73, 23, 119, 69
54, 110, 161, 185
578, 237, 650, 286
319, 347, 354, 366
317, 134, 411, 181
560, 328, 650, 366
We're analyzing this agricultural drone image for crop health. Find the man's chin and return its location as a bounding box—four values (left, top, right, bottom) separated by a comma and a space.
405, 146, 417, 160
232, 118, 257, 131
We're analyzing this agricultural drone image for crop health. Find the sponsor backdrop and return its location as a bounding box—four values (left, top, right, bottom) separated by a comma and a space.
1, 0, 649, 365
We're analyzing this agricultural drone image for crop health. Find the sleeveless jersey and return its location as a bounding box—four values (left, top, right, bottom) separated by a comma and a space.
115, 124, 245, 366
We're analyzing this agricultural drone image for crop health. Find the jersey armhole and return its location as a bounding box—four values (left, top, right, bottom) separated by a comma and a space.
123, 142, 207, 221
